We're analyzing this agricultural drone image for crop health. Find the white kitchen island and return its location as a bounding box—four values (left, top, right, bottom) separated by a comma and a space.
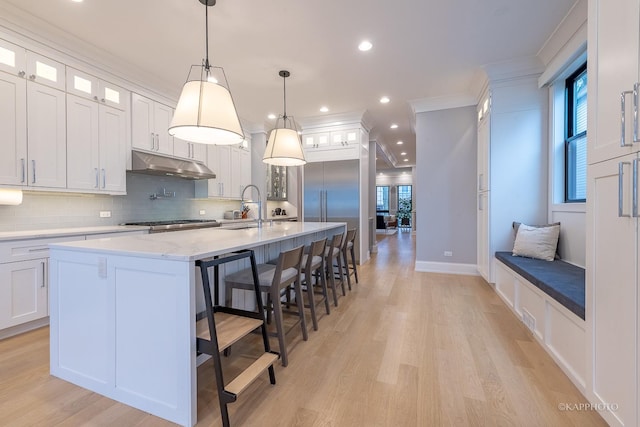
48, 221, 346, 427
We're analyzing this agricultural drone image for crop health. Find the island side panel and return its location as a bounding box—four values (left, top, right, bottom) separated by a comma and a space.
50, 248, 196, 427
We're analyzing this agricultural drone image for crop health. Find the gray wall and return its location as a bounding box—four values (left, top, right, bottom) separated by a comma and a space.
415, 106, 477, 266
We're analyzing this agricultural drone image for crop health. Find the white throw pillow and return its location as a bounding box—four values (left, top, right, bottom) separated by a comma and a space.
512, 223, 560, 261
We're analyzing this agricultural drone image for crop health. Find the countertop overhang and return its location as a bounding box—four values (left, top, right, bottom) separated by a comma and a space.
49, 221, 346, 262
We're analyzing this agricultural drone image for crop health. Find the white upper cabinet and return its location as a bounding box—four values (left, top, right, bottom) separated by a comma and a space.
303, 132, 330, 149
25, 51, 65, 91
67, 67, 127, 111
26, 81, 66, 188
173, 137, 207, 163
589, 0, 640, 164
0, 39, 26, 76
66, 93, 126, 194
0, 72, 27, 186
330, 129, 358, 147
0, 40, 66, 189
195, 138, 250, 200
131, 93, 174, 155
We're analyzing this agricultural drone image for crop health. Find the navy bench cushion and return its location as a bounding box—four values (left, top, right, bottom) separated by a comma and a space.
495, 252, 585, 320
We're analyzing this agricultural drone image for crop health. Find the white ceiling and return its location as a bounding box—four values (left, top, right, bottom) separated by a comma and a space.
0, 0, 575, 170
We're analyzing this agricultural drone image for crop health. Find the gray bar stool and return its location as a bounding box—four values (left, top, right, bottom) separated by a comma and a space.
343, 228, 358, 285
301, 237, 330, 331
224, 245, 307, 367
325, 232, 346, 306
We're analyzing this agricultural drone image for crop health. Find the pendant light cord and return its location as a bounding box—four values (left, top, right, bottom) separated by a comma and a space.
282, 74, 287, 119
204, 2, 210, 71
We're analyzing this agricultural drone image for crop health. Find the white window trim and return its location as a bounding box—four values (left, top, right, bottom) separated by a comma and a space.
548, 50, 587, 216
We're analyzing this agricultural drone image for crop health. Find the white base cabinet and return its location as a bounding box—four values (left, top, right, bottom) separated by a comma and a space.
0, 258, 47, 330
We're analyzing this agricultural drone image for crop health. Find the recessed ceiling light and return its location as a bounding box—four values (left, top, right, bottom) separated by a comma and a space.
401, 152, 407, 156
320, 106, 329, 113
404, 159, 409, 162
358, 40, 373, 52
71, 0, 83, 3
397, 141, 403, 145
267, 113, 277, 120
379, 96, 390, 104
390, 124, 398, 129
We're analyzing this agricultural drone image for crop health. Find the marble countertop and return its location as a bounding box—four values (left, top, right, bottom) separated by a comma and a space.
0, 225, 150, 242
49, 221, 345, 262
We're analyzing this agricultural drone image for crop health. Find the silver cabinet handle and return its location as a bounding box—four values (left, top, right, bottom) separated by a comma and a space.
41, 261, 46, 288
18, 70, 25, 77
101, 168, 106, 189
32, 159, 36, 183
621, 90, 634, 147
619, 162, 631, 217
478, 173, 484, 191
634, 159, 639, 217
150, 133, 154, 150
93, 96, 99, 101
155, 134, 160, 151
28, 74, 36, 80
21, 158, 25, 183
634, 83, 640, 143
478, 194, 484, 211
95, 168, 99, 188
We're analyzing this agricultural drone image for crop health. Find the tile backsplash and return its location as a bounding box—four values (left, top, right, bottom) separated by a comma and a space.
0, 173, 244, 231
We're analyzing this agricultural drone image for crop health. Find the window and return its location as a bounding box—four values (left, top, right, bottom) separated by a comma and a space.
376, 186, 389, 212
397, 185, 412, 211
565, 63, 587, 202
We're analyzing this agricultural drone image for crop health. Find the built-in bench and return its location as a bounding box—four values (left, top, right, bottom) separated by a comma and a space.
495, 252, 585, 320
492, 251, 586, 393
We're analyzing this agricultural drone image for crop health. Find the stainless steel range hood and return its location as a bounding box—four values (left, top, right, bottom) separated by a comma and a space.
130, 150, 215, 180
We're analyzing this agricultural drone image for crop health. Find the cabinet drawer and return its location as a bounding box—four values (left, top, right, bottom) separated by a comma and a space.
0, 236, 82, 263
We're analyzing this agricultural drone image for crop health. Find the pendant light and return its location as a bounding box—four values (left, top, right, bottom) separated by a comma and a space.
169, 0, 244, 145
263, 70, 307, 166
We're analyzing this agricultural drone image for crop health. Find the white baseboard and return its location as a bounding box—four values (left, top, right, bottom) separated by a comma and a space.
414, 261, 480, 276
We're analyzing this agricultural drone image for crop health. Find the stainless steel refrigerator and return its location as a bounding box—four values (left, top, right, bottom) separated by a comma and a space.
304, 159, 360, 260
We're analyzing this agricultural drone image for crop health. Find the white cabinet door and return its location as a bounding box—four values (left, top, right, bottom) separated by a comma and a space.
477, 191, 490, 281
0, 258, 48, 330
98, 80, 127, 111
131, 93, 156, 152
67, 95, 126, 194
477, 112, 490, 192
27, 81, 66, 188
66, 67, 99, 101
330, 129, 358, 147
230, 146, 251, 198
589, 0, 640, 164
196, 144, 230, 198
25, 51, 65, 91
0, 72, 27, 185
588, 154, 638, 427
154, 102, 174, 155
0, 38, 26, 76
303, 132, 330, 149
99, 105, 127, 193
67, 94, 100, 191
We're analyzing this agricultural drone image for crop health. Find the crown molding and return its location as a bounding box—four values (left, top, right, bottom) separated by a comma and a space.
297, 110, 373, 132
409, 94, 477, 115
482, 56, 545, 82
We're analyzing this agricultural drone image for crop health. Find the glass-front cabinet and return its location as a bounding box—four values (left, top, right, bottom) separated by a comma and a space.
266, 165, 287, 200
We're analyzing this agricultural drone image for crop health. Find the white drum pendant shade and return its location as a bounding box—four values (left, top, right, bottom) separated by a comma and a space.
169, 80, 244, 145
263, 127, 306, 166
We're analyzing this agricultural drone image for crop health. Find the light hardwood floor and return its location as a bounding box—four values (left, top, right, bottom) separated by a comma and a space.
0, 231, 606, 427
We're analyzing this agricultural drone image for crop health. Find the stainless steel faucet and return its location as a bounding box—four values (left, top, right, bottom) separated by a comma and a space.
241, 184, 263, 228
